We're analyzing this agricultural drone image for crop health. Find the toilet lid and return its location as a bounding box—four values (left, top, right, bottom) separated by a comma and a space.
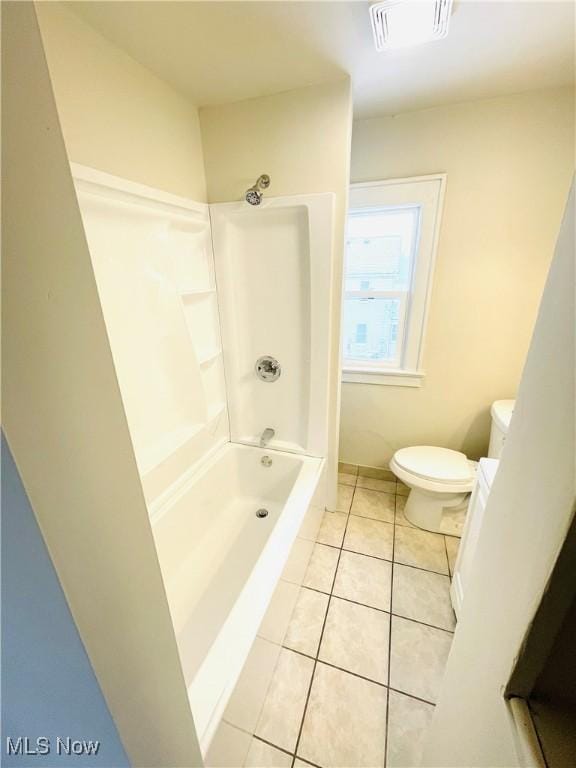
393, 446, 474, 484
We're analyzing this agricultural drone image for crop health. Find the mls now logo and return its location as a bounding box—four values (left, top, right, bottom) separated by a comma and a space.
6, 737, 100, 756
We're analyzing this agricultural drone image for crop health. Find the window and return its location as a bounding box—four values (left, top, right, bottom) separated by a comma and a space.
342, 175, 445, 387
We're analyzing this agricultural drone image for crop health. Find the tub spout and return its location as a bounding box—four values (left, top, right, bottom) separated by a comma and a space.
260, 428, 275, 447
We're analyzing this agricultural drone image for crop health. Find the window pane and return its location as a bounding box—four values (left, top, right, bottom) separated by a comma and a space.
343, 297, 401, 363
345, 207, 420, 292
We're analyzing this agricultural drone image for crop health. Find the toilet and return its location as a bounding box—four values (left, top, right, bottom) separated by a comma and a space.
390, 400, 515, 534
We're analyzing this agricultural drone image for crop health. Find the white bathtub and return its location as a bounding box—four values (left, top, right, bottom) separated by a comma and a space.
151, 442, 323, 752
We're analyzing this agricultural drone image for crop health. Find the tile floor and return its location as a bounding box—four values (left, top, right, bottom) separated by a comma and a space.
248, 466, 461, 768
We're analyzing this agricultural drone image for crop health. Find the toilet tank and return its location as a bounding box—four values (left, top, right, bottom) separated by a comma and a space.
488, 399, 515, 458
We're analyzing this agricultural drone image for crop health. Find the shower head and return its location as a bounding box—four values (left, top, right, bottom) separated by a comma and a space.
245, 187, 262, 206
245, 174, 270, 206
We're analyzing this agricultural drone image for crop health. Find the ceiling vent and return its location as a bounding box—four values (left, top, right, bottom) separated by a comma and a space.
370, 0, 454, 51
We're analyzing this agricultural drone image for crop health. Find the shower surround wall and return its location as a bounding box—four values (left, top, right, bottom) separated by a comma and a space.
211, 194, 334, 456
72, 163, 335, 752
72, 165, 228, 503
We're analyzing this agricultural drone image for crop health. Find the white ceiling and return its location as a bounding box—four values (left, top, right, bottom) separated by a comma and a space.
70, 1, 575, 119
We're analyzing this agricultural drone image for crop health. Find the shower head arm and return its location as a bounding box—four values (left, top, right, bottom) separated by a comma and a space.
245, 174, 271, 205
254, 174, 270, 191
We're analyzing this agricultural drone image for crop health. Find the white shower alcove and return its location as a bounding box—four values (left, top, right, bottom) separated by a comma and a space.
71, 164, 336, 754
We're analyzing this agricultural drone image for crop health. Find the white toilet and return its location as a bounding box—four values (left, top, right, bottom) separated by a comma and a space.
390, 400, 515, 534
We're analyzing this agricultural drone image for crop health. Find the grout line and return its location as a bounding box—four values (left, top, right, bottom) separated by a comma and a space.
444, 535, 453, 578
389, 558, 451, 578
283, 596, 454, 639
294, 756, 324, 768
306, 549, 452, 580
350, 512, 395, 525
251, 735, 295, 759
344, 542, 451, 577
388, 685, 436, 707
390, 611, 454, 635
312, 658, 388, 691
290, 482, 357, 767
276, 643, 440, 711
355, 485, 397, 495
282, 647, 316, 662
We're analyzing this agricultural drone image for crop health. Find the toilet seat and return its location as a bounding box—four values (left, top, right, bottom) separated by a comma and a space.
391, 446, 477, 494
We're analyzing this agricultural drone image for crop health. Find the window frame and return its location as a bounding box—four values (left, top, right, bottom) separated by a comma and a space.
342, 174, 446, 387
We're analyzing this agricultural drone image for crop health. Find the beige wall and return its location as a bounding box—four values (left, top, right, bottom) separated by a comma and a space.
424, 183, 575, 767
36, 2, 207, 202
342, 87, 575, 466
2, 4, 202, 765
200, 80, 353, 508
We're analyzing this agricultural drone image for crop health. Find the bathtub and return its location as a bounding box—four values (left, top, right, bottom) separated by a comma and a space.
151, 442, 323, 752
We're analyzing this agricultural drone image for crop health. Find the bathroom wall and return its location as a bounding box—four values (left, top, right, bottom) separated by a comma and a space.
2, 4, 202, 765
200, 79, 353, 506
423, 184, 575, 766
342, 86, 575, 466
36, 2, 207, 201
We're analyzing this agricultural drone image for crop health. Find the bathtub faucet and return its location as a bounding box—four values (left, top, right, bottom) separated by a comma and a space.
260, 428, 275, 447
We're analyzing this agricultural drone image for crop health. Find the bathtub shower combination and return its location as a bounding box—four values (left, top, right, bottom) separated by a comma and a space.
72, 164, 335, 753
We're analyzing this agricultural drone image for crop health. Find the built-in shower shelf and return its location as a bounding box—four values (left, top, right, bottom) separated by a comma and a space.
207, 402, 226, 424
180, 287, 216, 298
198, 349, 222, 367
139, 422, 205, 477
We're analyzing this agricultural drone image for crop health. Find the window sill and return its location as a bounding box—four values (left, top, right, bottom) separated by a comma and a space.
342, 368, 425, 387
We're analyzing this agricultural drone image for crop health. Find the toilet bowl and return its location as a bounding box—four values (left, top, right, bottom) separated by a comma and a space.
390, 446, 477, 535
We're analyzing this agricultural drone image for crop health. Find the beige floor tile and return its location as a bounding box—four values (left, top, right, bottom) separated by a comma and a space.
343, 515, 393, 560
351, 487, 395, 523
333, 550, 392, 611
387, 690, 435, 768
356, 476, 397, 494
394, 526, 449, 575
255, 648, 314, 753
317, 510, 348, 547
338, 462, 358, 476
394, 494, 415, 528
319, 597, 390, 683
396, 481, 410, 496
392, 564, 455, 631
358, 465, 396, 481
245, 738, 292, 767
335, 484, 354, 512
284, 587, 329, 657
390, 616, 452, 703
204, 722, 251, 767
298, 662, 387, 768
302, 543, 339, 593
445, 536, 460, 577
338, 472, 356, 486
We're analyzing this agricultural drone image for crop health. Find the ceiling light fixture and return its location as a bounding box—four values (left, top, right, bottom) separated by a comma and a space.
370, 0, 454, 51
